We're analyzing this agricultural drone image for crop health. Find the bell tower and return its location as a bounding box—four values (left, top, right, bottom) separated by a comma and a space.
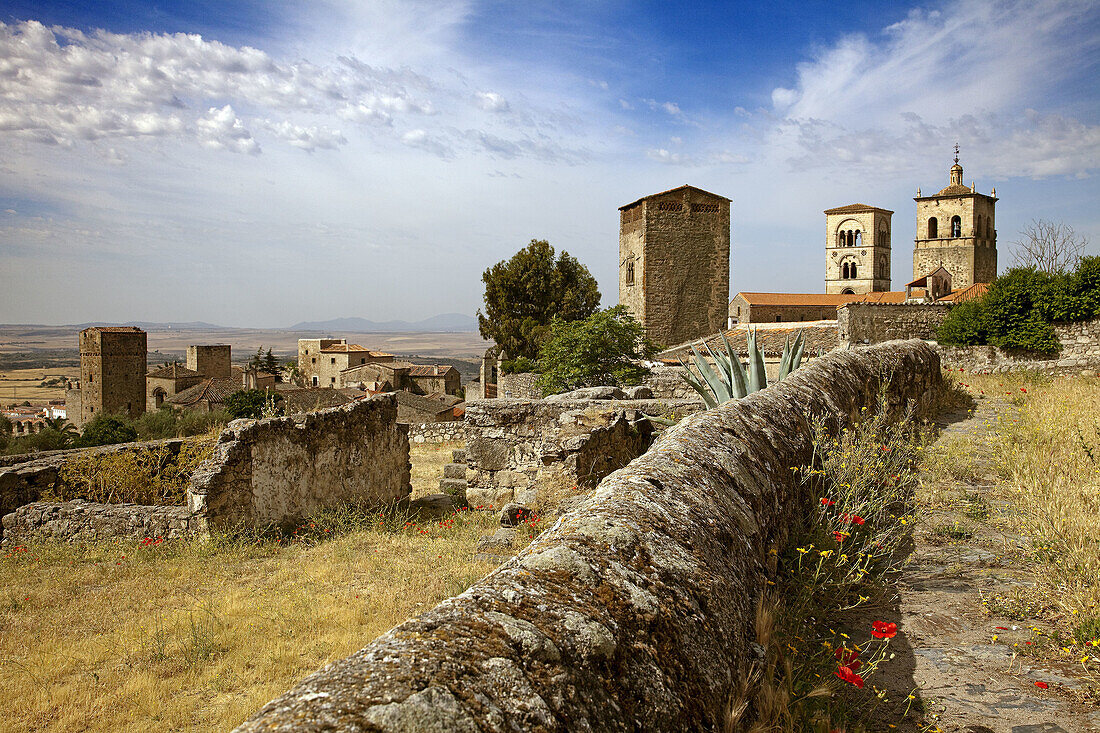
824, 204, 893, 294
913, 146, 998, 288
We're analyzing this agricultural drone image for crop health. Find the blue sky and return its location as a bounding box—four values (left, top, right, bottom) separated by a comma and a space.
1, 0, 1098, 327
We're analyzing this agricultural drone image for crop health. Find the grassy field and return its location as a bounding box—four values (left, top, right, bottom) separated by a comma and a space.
0, 441, 495, 733
0, 366, 79, 406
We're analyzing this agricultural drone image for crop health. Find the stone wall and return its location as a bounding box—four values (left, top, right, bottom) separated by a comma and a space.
407, 421, 465, 444
838, 302, 952, 346
463, 397, 702, 509
2, 500, 198, 544
497, 371, 541, 399
188, 394, 411, 530
0, 438, 190, 527
235, 340, 944, 732
938, 319, 1100, 375
642, 365, 702, 401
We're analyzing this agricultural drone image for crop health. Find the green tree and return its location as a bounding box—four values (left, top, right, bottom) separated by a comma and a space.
535, 306, 658, 395
478, 239, 601, 361
44, 417, 78, 447
263, 348, 281, 380
78, 414, 138, 447
0, 414, 11, 436
224, 389, 279, 420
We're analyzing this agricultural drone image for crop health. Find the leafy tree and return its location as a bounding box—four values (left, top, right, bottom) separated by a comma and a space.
535, 306, 658, 395
78, 414, 138, 447
263, 348, 281, 380
224, 389, 281, 420
44, 417, 78, 447
247, 347, 265, 371
936, 297, 987, 346
478, 239, 601, 361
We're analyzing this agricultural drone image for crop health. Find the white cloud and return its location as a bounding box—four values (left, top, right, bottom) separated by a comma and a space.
196, 105, 259, 154
765, 0, 1100, 179
474, 91, 509, 112
401, 128, 453, 158
267, 121, 347, 151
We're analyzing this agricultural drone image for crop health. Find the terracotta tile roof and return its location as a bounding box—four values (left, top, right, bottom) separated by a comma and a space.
843, 291, 911, 304
320, 343, 377, 353
147, 364, 203, 379
659, 322, 839, 360
734, 292, 864, 306
939, 282, 990, 304
408, 365, 455, 377
823, 203, 893, 214
619, 184, 730, 210
164, 378, 241, 406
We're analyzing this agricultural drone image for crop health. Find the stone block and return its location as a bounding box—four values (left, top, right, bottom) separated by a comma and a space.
466, 485, 514, 510
451, 449, 466, 464
466, 437, 511, 471
443, 463, 467, 479
499, 503, 532, 527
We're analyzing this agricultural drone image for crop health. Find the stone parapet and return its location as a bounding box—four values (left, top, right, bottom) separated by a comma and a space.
236, 340, 944, 732
838, 301, 952, 346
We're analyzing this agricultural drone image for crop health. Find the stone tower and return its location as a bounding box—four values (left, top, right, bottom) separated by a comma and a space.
186, 344, 231, 379
618, 185, 731, 348
823, 204, 893, 294
913, 150, 997, 288
78, 326, 147, 425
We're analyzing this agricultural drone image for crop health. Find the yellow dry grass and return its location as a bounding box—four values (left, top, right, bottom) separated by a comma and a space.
0, 442, 495, 733
408, 440, 462, 498
0, 366, 79, 405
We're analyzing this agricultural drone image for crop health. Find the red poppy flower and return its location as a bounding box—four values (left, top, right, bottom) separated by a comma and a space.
835, 665, 865, 688
1020, 388, 1027, 393
851, 515, 865, 525
994, 626, 1009, 630
820, 498, 835, 507
834, 647, 860, 666
871, 621, 898, 639
833, 531, 847, 543
1034, 681, 1048, 689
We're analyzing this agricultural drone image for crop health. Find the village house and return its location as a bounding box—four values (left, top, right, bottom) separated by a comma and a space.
297, 339, 395, 388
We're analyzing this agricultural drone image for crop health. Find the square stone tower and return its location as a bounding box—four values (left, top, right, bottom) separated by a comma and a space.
186, 344, 232, 379
78, 326, 147, 424
913, 153, 997, 288
824, 204, 893, 294
618, 185, 731, 348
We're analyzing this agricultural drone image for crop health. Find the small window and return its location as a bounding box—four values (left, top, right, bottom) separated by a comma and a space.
311, 357, 316, 364
625, 261, 635, 286
312, 376, 318, 386
851, 263, 858, 278
361, 358, 366, 364
88, 374, 94, 382
928, 217, 938, 238
951, 215, 961, 237
775, 315, 782, 322
331, 377, 336, 384
330, 357, 336, 365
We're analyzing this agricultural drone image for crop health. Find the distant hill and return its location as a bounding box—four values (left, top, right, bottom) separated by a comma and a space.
289, 313, 478, 333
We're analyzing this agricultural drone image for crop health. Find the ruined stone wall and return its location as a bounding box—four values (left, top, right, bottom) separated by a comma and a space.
463, 397, 703, 509
407, 421, 464, 444
2, 500, 198, 544
839, 302, 952, 346
642, 365, 702, 401
188, 394, 410, 530
236, 340, 944, 733
498, 371, 541, 399
938, 319, 1100, 375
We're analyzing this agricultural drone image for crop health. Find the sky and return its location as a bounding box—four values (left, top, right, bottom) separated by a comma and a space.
1, 0, 1098, 328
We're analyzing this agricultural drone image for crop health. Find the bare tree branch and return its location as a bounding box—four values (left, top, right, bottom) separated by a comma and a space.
1011, 219, 1089, 274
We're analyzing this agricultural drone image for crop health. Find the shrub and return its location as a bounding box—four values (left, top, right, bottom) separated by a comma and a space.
78, 414, 137, 447
535, 305, 657, 395
500, 357, 537, 374
223, 390, 280, 420
54, 438, 215, 505
937, 297, 987, 346
133, 408, 229, 441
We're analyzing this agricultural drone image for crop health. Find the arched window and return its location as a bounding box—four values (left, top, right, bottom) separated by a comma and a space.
850, 262, 858, 278
625, 261, 635, 286
841, 288, 855, 295
854, 231, 862, 246
878, 255, 888, 278
951, 215, 961, 237
837, 232, 844, 247
928, 217, 938, 238
842, 262, 849, 279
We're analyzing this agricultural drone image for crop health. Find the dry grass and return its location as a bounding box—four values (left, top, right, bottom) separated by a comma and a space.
0, 442, 495, 733
408, 439, 462, 498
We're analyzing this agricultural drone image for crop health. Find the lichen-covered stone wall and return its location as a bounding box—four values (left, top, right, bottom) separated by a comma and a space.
188, 394, 411, 530
497, 371, 541, 399
463, 397, 703, 508
838, 302, 952, 346
2, 500, 198, 544
236, 340, 944, 732
407, 421, 464, 444
938, 318, 1100, 375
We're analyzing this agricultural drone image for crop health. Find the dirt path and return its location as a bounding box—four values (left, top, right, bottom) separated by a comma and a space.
892, 395, 1100, 732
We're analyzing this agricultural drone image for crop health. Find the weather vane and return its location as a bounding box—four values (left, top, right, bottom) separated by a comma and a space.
953, 143, 960, 164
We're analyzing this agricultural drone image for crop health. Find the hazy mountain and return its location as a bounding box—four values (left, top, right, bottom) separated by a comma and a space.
289, 313, 478, 332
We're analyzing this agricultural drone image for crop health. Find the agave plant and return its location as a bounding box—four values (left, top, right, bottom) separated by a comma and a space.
678, 328, 806, 409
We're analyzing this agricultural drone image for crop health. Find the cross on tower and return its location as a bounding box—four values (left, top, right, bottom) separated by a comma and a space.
953, 143, 960, 164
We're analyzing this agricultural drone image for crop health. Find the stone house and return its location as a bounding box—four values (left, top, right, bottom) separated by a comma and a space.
407, 365, 461, 395
297, 339, 395, 388
729, 292, 863, 324
146, 363, 205, 411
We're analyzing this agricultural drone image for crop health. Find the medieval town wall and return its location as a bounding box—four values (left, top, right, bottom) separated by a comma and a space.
235, 340, 944, 732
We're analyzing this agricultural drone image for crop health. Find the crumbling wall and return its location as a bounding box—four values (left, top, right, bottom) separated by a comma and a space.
188, 394, 411, 529
236, 340, 944, 733
2, 500, 198, 544
407, 421, 465, 444
463, 397, 703, 508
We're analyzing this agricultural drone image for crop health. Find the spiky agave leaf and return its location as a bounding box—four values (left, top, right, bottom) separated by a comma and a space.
721, 331, 748, 398
691, 346, 731, 403
702, 339, 736, 401
746, 328, 767, 393
778, 334, 793, 381
790, 330, 806, 371
677, 356, 719, 408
